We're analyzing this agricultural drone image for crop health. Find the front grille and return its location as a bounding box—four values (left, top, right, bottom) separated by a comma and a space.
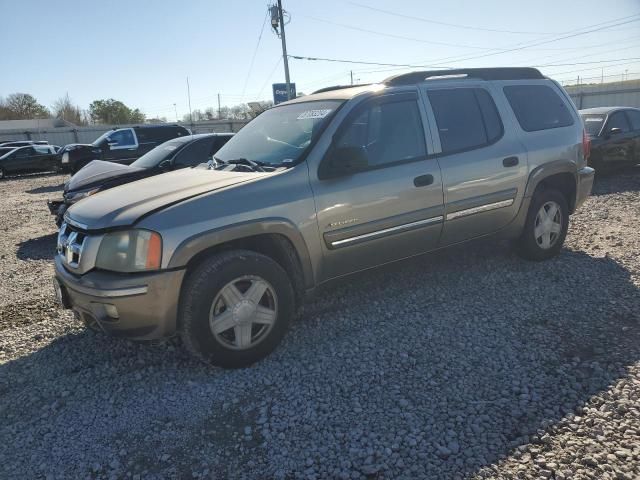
57, 222, 87, 268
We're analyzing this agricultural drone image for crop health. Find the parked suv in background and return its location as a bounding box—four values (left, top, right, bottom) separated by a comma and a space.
54, 68, 594, 368
47, 133, 233, 226
580, 106, 640, 172
58, 124, 190, 173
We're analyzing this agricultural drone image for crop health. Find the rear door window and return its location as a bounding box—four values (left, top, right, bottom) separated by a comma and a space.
625, 110, 640, 131
605, 111, 631, 134
503, 85, 574, 132
427, 88, 503, 154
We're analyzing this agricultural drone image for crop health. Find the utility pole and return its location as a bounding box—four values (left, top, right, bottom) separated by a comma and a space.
271, 1, 292, 100
217, 93, 222, 119
350, 70, 354, 85
173, 103, 178, 122
186, 77, 193, 125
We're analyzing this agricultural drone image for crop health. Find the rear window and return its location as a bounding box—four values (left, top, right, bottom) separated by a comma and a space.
581, 114, 605, 136
504, 85, 574, 132
428, 88, 503, 154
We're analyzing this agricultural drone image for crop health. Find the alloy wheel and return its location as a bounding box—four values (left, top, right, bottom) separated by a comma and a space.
209, 275, 278, 350
534, 201, 563, 249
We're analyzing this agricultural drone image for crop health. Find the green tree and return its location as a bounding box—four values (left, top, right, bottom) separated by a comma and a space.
2, 93, 50, 119
89, 99, 146, 124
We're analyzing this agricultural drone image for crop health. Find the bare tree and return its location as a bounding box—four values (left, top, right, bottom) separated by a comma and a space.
52, 93, 87, 125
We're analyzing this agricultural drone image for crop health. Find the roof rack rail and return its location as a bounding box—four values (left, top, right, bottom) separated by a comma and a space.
383, 68, 544, 86
312, 83, 372, 94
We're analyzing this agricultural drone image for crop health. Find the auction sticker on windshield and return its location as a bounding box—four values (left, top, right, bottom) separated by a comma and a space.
297, 109, 332, 120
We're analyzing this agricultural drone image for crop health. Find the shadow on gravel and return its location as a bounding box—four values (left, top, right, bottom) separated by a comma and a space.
16, 233, 57, 260
0, 171, 60, 182
591, 165, 640, 196
25, 183, 64, 194
0, 240, 639, 479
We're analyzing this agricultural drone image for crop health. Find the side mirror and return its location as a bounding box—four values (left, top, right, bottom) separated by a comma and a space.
320, 146, 368, 179
158, 159, 172, 170
608, 127, 622, 136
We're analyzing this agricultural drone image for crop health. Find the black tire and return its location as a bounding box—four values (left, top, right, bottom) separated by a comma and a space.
515, 188, 569, 261
179, 250, 294, 368
0, 167, 5, 180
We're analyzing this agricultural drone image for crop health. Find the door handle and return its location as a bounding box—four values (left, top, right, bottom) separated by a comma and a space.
414, 174, 434, 187
503, 156, 519, 167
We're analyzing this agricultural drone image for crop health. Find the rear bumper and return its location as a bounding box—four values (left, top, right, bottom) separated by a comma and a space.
575, 166, 595, 211
54, 256, 185, 340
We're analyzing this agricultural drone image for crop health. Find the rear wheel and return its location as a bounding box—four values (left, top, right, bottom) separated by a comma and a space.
515, 188, 569, 261
179, 250, 294, 368
0, 167, 5, 180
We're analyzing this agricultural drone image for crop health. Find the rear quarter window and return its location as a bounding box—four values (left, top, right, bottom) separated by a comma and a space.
503, 84, 574, 132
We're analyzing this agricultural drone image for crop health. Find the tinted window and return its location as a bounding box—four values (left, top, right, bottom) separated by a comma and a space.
174, 138, 216, 166
475, 89, 503, 143
336, 97, 426, 167
16, 147, 33, 158
108, 129, 136, 147
131, 137, 190, 168
428, 88, 502, 154
625, 110, 640, 131
34, 145, 51, 154
605, 112, 631, 134
504, 85, 574, 132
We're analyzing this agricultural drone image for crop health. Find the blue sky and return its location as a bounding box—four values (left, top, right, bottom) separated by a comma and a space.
1, 0, 639, 119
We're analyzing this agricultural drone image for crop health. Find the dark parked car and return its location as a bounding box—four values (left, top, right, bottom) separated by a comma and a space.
48, 133, 233, 225
0, 144, 60, 179
580, 106, 640, 171
58, 124, 190, 173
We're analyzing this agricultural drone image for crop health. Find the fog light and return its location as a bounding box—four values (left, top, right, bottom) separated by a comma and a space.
103, 304, 119, 319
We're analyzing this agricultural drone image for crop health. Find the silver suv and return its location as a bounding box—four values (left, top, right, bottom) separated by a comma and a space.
54, 68, 594, 368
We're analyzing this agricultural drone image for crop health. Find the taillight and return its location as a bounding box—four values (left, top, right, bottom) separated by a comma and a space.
582, 129, 591, 162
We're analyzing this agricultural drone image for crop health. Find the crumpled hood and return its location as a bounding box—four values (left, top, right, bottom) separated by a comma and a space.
66, 167, 257, 230
62, 143, 94, 152
66, 160, 145, 192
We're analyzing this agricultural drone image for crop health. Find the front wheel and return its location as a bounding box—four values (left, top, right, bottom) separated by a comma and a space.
179, 250, 294, 368
515, 188, 569, 261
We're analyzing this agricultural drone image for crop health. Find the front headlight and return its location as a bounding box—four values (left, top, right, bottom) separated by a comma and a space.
95, 229, 162, 272
65, 187, 100, 203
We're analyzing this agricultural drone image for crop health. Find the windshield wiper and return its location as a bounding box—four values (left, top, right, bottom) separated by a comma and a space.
213, 157, 268, 172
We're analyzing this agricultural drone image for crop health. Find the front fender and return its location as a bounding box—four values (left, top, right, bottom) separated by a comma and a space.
167, 217, 315, 289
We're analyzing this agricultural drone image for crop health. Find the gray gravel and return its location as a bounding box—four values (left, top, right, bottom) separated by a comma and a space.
1, 170, 639, 479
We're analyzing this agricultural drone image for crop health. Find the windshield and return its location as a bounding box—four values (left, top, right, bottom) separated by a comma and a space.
214, 100, 343, 166
91, 131, 114, 146
131, 138, 189, 168
0, 147, 16, 159
581, 114, 605, 136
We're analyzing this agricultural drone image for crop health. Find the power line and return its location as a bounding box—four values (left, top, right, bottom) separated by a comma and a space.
301, 15, 501, 50
289, 54, 640, 70
241, 10, 269, 102
346, 1, 557, 35
257, 57, 283, 99
425, 15, 640, 66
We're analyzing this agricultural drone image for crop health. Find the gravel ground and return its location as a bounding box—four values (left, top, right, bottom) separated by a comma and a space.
0, 170, 639, 480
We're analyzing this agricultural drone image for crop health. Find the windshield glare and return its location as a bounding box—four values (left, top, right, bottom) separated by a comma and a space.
214, 100, 343, 166
131, 139, 187, 168
581, 114, 605, 136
